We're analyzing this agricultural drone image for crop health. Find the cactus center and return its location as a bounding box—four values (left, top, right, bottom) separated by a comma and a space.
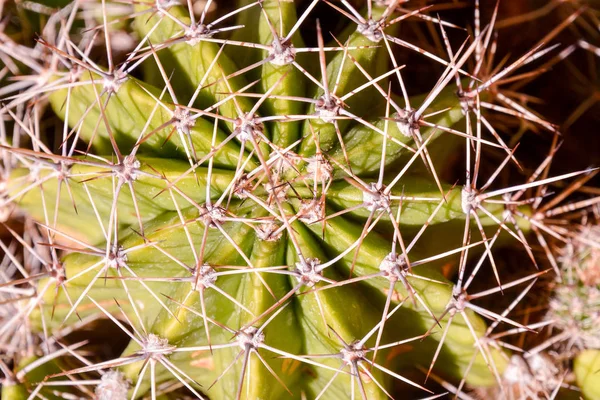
294, 258, 323, 287
199, 204, 226, 227
233, 174, 252, 199
233, 115, 264, 142
306, 155, 333, 182
457, 90, 476, 115
236, 326, 264, 350
115, 155, 141, 183
357, 19, 384, 42
379, 253, 408, 282
502, 193, 516, 221
269, 39, 296, 66
173, 107, 196, 135
461, 186, 480, 214
107, 246, 128, 270
192, 264, 218, 291
315, 95, 342, 123
102, 70, 128, 94
341, 341, 368, 365
141, 334, 175, 358
394, 108, 420, 138
450, 288, 468, 313
49, 261, 66, 284
53, 160, 73, 181
297, 198, 324, 223
254, 220, 283, 242
185, 23, 215, 46
363, 183, 390, 212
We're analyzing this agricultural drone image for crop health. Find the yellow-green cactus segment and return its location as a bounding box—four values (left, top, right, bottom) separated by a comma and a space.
575, 349, 600, 400
0, 355, 65, 400
7, 157, 239, 245
133, 3, 253, 129
299, 6, 399, 156
298, 205, 508, 386
48, 75, 251, 169
256, 0, 307, 148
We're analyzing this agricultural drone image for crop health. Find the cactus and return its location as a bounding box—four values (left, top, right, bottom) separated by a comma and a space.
1, 1, 600, 399
575, 350, 600, 400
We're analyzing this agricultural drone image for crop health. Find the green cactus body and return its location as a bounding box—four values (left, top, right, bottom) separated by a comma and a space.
0, 354, 67, 400
4, 1, 545, 399
575, 350, 600, 400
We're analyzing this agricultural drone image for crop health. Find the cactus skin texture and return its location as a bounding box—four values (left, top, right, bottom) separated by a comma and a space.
4, 0, 600, 399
